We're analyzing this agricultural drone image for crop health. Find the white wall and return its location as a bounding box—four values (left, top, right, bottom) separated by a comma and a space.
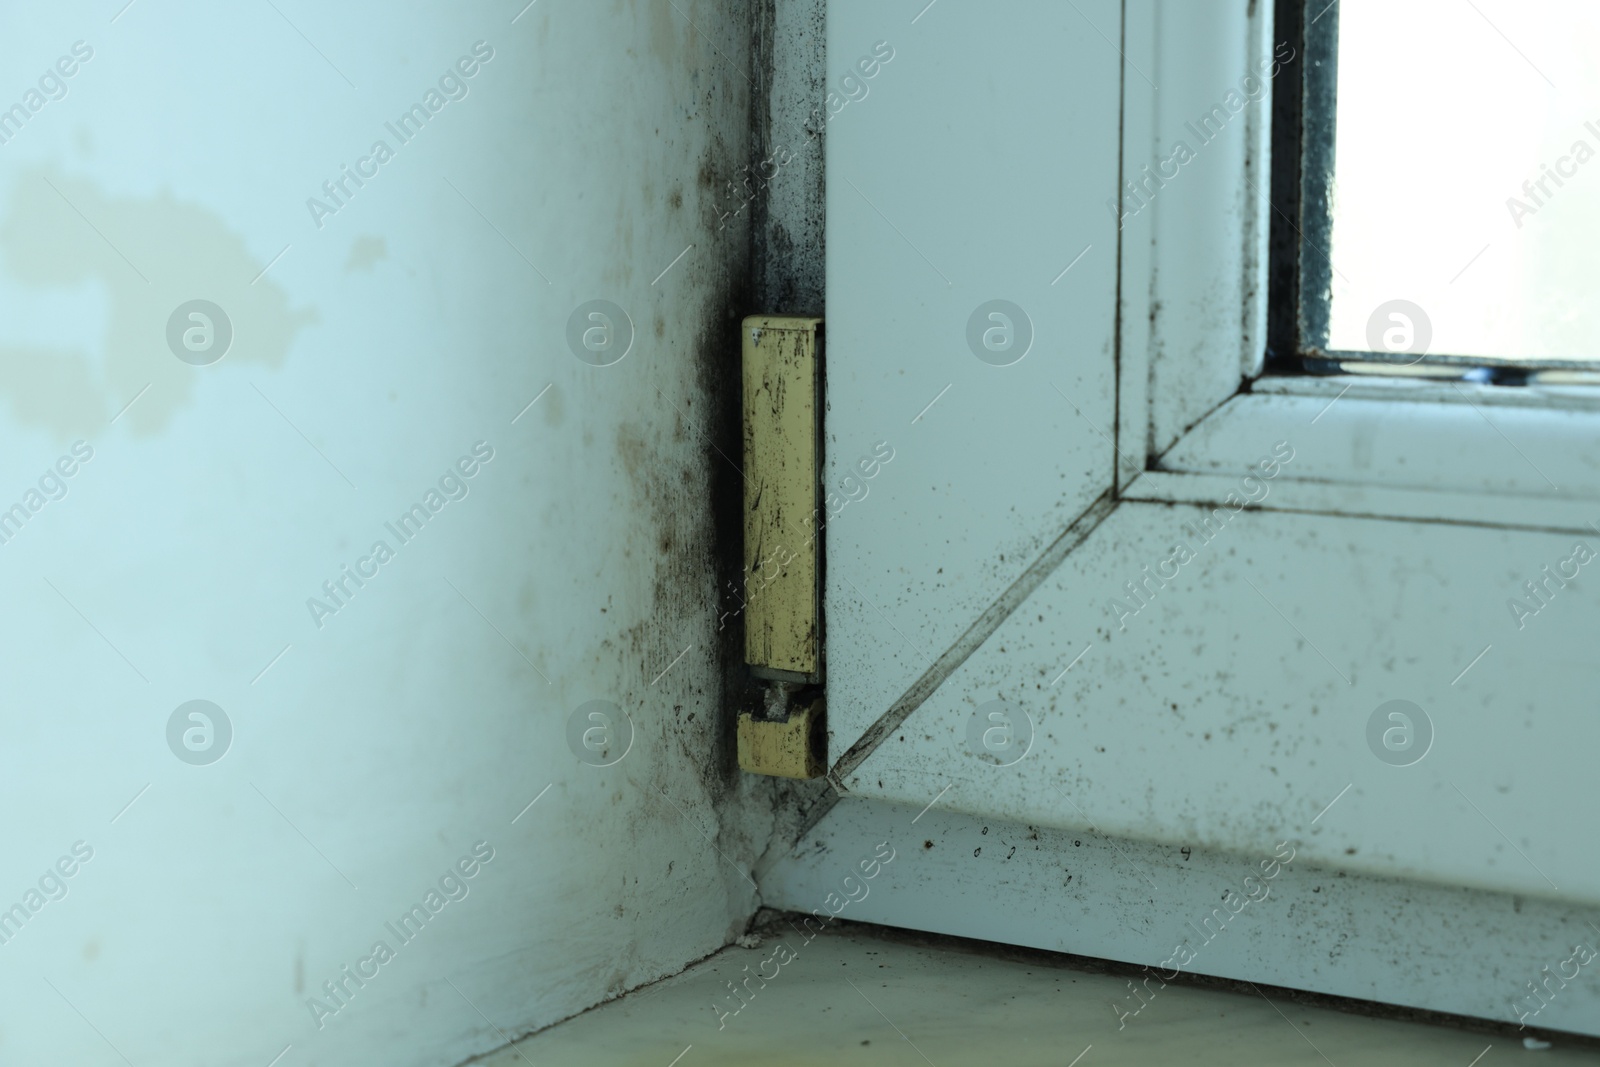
0, 2, 768, 1064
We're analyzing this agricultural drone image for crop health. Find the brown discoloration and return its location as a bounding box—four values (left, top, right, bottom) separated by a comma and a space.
0, 168, 314, 440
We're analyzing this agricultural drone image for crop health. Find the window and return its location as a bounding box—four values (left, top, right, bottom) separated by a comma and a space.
1274, 0, 1600, 380
817, 0, 1600, 1036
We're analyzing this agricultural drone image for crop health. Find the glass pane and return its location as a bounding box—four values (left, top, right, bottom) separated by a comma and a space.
1326, 0, 1600, 364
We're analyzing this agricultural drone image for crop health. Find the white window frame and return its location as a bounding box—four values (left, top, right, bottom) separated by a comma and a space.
808, 0, 1600, 1038
1116, 0, 1600, 538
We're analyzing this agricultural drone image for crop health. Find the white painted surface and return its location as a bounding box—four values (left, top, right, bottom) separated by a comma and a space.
1162, 379, 1600, 497
823, 0, 1122, 753
821, 0, 1600, 1031
0, 4, 764, 1066
761, 796, 1600, 1041
836, 501, 1600, 906
1156, 390, 1600, 524
1125, 0, 1271, 461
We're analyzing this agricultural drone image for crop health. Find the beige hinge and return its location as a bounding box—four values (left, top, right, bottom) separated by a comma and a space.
739, 315, 825, 779
741, 315, 822, 680
737, 695, 824, 780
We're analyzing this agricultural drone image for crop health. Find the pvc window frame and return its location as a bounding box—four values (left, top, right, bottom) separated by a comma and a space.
1114, 0, 1600, 538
